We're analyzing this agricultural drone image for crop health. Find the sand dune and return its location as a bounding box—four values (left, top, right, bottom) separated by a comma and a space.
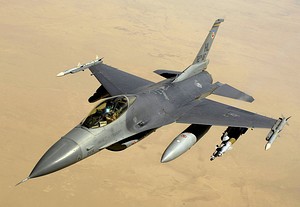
0, 0, 299, 206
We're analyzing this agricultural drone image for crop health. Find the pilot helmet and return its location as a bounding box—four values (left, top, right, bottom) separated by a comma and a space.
105, 107, 111, 113
105, 102, 114, 113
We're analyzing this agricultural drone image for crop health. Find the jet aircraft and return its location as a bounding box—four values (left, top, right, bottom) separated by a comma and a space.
17, 19, 289, 185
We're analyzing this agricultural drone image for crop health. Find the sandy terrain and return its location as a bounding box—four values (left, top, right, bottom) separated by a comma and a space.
0, 0, 299, 206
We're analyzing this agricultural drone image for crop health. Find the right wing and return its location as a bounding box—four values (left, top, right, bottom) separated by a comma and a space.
89, 63, 153, 96
176, 99, 277, 128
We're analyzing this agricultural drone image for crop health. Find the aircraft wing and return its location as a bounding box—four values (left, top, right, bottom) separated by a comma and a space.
176, 99, 277, 128
89, 63, 153, 96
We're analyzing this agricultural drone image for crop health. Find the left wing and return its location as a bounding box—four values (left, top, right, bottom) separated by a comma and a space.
56, 58, 153, 96
89, 63, 153, 96
176, 99, 276, 128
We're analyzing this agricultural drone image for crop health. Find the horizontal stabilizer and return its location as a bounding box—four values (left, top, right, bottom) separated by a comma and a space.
212, 82, 254, 102
153, 70, 181, 79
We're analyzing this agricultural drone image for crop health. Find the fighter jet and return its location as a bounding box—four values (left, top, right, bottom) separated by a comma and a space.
17, 19, 289, 185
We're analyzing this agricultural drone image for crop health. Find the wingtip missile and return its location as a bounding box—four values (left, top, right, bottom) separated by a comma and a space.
265, 116, 290, 150
56, 57, 103, 77
56, 72, 65, 77
265, 143, 272, 151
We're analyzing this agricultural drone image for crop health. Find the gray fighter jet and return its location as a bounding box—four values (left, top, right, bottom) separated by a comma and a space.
17, 19, 289, 185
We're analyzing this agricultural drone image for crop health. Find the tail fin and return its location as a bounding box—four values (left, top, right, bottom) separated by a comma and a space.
193, 19, 224, 64
173, 19, 224, 83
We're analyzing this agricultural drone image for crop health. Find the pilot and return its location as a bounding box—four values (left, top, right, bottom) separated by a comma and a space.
104, 101, 115, 114
103, 101, 117, 123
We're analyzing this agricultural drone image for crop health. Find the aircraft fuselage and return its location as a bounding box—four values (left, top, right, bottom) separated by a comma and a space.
29, 71, 213, 178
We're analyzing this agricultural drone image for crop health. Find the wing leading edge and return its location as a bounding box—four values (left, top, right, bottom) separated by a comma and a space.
176, 99, 277, 128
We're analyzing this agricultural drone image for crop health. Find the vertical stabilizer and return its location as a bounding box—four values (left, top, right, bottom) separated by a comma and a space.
193, 19, 224, 64
173, 19, 224, 83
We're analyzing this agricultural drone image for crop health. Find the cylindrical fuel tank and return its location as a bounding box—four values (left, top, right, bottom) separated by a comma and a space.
161, 124, 211, 163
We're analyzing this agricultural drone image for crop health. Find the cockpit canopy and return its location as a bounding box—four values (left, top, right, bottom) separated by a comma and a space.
81, 95, 136, 129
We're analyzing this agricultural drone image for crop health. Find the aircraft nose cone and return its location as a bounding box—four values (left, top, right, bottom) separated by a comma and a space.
29, 138, 82, 178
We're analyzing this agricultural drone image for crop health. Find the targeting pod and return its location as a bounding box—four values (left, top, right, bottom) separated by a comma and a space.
265, 116, 290, 150
106, 129, 156, 151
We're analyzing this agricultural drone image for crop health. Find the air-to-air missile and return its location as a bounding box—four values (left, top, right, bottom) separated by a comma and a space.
161, 125, 211, 163
265, 117, 290, 150
56, 56, 102, 77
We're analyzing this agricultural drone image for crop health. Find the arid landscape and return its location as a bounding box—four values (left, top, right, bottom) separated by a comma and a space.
0, 0, 299, 206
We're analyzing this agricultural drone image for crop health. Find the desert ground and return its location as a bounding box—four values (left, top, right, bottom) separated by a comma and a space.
0, 0, 299, 206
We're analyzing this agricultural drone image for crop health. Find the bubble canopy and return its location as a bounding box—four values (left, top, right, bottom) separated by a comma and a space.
81, 95, 136, 129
